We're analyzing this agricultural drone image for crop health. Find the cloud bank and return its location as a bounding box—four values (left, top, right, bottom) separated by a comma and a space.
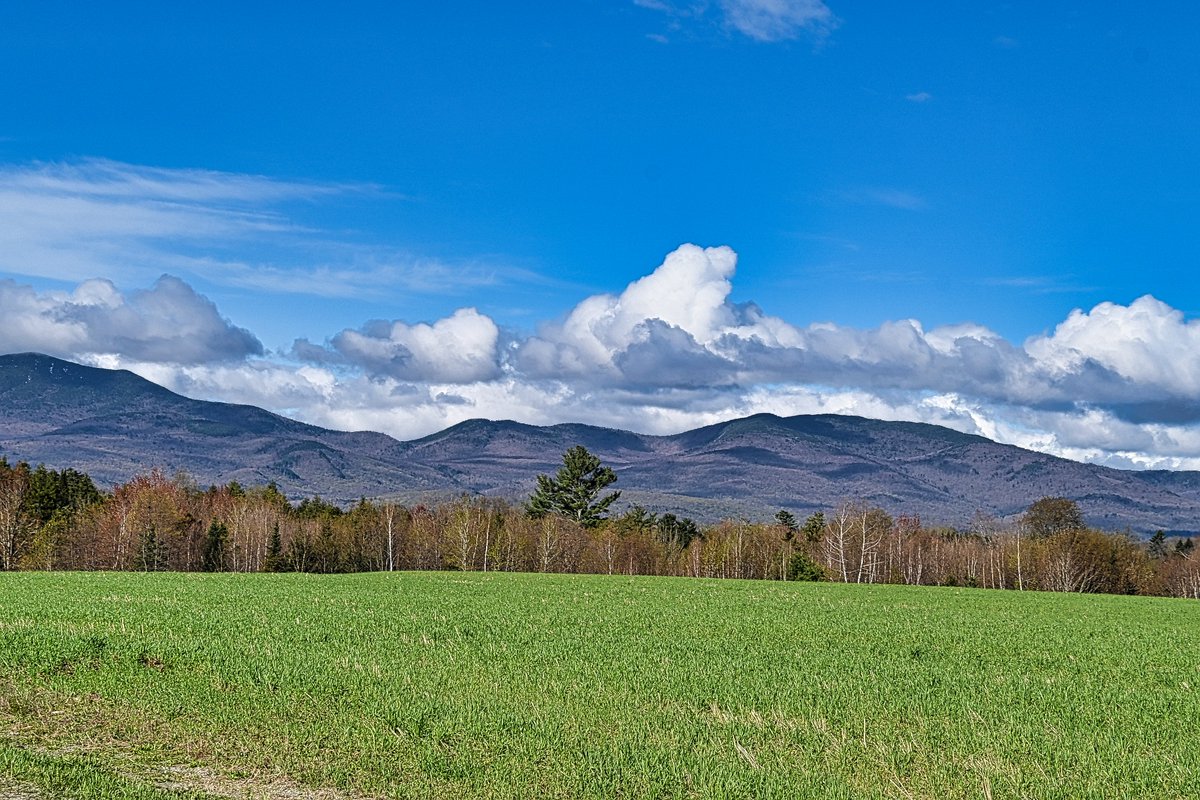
8, 243, 1200, 471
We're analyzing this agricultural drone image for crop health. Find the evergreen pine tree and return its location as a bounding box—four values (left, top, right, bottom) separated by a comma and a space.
1149, 530, 1167, 559
264, 521, 284, 572
201, 520, 228, 572
525, 446, 620, 528
138, 525, 161, 572
775, 509, 799, 540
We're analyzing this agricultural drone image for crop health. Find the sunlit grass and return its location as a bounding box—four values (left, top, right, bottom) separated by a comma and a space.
2, 571, 1198, 798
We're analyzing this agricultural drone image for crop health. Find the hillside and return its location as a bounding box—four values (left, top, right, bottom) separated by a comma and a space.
0, 353, 447, 501
2, 352, 1199, 532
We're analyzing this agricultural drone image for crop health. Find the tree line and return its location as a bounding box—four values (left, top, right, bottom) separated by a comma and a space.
1, 454, 1198, 599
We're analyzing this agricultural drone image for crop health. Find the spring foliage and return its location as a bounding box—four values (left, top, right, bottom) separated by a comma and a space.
1, 457, 1198, 599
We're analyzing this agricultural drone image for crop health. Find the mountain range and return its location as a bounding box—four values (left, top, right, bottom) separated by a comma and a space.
3, 352, 1199, 534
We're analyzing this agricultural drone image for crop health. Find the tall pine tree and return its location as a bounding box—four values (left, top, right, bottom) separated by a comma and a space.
264, 521, 286, 572
525, 446, 620, 528
201, 520, 228, 572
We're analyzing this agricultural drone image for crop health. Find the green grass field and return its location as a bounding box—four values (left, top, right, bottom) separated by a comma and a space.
1, 572, 1197, 799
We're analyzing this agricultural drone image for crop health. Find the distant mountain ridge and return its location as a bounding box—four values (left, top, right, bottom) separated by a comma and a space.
2, 352, 1199, 534
0, 352, 450, 500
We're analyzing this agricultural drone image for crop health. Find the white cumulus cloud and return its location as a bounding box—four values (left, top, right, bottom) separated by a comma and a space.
0, 276, 261, 364
1026, 295, 1200, 400
515, 244, 798, 383
298, 307, 501, 384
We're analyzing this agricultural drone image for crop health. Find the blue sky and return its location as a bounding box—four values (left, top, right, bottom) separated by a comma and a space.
3, 1, 1200, 468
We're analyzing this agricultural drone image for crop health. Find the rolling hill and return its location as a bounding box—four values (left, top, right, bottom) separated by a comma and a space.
2, 352, 1198, 533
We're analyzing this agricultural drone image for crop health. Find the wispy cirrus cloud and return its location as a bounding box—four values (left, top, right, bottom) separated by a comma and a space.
0, 158, 351, 204
0, 160, 333, 278
0, 158, 529, 302
635, 0, 837, 43
719, 0, 838, 41
836, 187, 928, 210
189, 253, 544, 300
984, 275, 1095, 294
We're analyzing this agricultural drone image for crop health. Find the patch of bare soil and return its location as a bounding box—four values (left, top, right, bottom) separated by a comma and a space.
153, 765, 379, 800
2, 684, 380, 800
0, 779, 46, 800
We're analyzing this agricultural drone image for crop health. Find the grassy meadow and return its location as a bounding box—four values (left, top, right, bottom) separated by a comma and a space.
1, 571, 1198, 799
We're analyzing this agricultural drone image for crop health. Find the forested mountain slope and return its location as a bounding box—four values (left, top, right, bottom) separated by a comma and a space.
0, 353, 445, 501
